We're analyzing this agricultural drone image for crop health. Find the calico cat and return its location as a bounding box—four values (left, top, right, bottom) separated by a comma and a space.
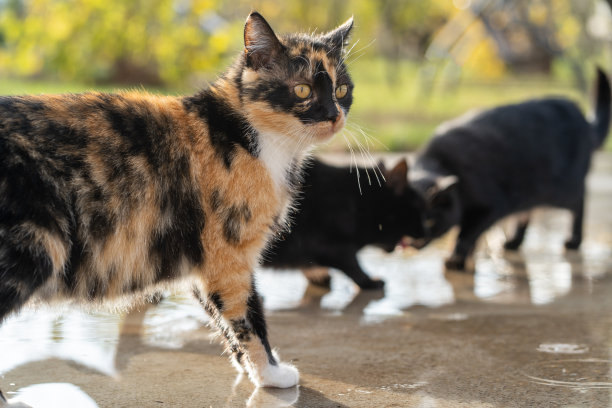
263, 158, 426, 289
409, 68, 611, 271
0, 12, 355, 393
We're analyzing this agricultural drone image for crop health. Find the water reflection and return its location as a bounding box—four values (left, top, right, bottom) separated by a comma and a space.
0, 207, 610, 406
2, 221, 607, 384
523, 359, 612, 390
6, 383, 98, 408
0, 309, 120, 376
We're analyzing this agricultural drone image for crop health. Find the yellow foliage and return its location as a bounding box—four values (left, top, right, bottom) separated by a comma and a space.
558, 16, 581, 48
528, 2, 549, 26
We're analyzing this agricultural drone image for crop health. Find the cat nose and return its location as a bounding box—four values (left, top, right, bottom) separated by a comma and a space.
327, 108, 340, 122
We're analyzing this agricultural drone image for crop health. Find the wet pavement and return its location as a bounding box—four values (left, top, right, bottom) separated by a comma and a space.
2, 153, 612, 407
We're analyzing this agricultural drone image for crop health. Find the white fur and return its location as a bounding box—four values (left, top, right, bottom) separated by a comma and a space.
256, 361, 300, 388
257, 131, 310, 194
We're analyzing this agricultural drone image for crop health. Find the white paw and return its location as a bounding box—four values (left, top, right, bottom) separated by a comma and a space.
259, 362, 300, 388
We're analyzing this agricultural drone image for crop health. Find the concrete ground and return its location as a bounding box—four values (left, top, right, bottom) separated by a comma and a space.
1, 153, 612, 407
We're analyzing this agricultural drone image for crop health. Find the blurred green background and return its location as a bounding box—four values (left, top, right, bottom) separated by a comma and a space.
0, 0, 611, 151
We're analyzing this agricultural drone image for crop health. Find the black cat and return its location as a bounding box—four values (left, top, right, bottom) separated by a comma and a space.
409, 68, 611, 271
263, 158, 427, 289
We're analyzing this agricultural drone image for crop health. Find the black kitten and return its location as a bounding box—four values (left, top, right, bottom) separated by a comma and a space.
264, 158, 427, 289
410, 68, 611, 270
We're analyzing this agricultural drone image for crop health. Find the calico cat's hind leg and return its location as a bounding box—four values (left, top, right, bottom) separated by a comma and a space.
504, 213, 530, 251
196, 275, 299, 388
564, 199, 584, 250
0, 234, 57, 321
0, 233, 57, 406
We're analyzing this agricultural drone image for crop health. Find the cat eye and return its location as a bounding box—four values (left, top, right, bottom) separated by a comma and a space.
294, 84, 311, 99
335, 84, 348, 99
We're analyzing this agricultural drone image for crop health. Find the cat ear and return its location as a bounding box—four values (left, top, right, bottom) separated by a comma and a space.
322, 16, 354, 56
385, 158, 409, 195
244, 12, 284, 70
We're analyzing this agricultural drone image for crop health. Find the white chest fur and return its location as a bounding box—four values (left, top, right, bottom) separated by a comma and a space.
257, 131, 308, 193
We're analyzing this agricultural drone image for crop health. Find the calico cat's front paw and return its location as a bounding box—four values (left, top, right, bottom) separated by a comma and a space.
444, 255, 466, 271
258, 361, 300, 388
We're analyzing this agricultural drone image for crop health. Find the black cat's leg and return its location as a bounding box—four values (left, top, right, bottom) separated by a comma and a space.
324, 251, 384, 290
565, 199, 584, 250
504, 213, 530, 250
446, 209, 498, 271
196, 274, 298, 388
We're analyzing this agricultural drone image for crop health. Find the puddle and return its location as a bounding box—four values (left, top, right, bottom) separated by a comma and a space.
6, 383, 98, 408
0, 309, 121, 376
0, 295, 210, 376
141, 295, 209, 349
255, 269, 309, 311
380, 382, 428, 391
429, 313, 469, 321
523, 359, 612, 390
537, 343, 589, 354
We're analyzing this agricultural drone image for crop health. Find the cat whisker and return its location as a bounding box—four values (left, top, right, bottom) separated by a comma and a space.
343, 126, 382, 186
345, 123, 388, 183
342, 132, 362, 194
342, 38, 360, 63
344, 128, 375, 186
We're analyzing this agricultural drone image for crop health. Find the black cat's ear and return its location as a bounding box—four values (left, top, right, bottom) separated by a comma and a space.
385, 159, 409, 195
322, 16, 354, 56
244, 12, 283, 70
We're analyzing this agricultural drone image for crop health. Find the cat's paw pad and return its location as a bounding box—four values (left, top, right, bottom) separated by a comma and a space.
444, 255, 466, 271
358, 278, 385, 290
259, 362, 300, 388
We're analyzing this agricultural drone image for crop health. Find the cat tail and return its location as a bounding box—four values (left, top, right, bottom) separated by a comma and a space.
592, 67, 611, 149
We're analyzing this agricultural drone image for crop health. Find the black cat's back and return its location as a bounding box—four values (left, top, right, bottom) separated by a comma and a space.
422, 97, 598, 208
411, 69, 611, 270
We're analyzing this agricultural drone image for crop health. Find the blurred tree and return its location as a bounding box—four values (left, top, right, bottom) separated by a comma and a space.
0, 0, 242, 85
0, 0, 608, 86
425, 0, 610, 85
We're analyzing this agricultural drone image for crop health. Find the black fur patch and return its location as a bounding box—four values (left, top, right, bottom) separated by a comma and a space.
183, 91, 258, 169
246, 283, 276, 365
231, 318, 252, 342
210, 189, 222, 212
209, 292, 224, 312
222, 203, 251, 244
87, 275, 108, 300
0, 239, 54, 320
152, 155, 206, 282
